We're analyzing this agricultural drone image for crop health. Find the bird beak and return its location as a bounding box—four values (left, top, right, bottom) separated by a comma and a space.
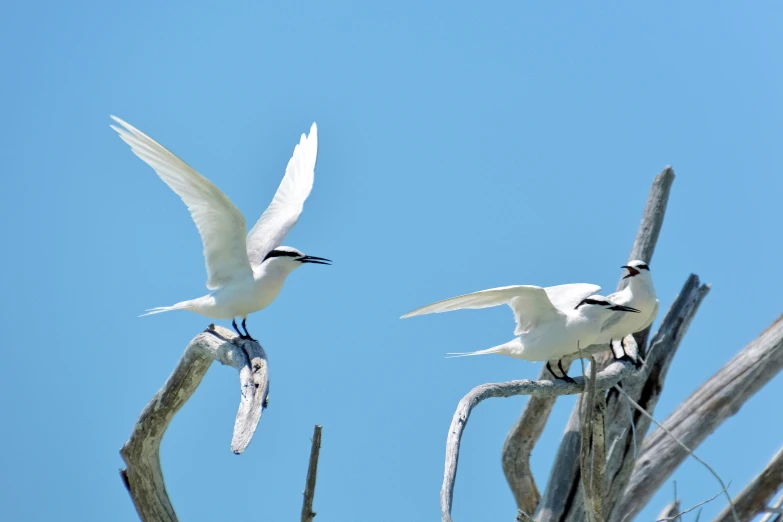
609, 304, 641, 313
299, 255, 332, 265
621, 265, 641, 279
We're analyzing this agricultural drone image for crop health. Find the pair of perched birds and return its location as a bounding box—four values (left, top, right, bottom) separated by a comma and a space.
111, 117, 658, 379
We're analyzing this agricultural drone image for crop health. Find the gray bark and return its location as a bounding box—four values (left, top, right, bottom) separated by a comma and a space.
614, 314, 783, 520
535, 274, 709, 522
120, 325, 269, 522
301, 425, 323, 522
441, 345, 640, 522
711, 445, 783, 522
501, 166, 675, 513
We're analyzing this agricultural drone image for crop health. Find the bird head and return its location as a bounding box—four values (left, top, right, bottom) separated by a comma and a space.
621, 260, 651, 280
262, 246, 332, 272
574, 295, 641, 319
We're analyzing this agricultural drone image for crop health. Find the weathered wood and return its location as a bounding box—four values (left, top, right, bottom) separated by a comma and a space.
441, 353, 639, 522
657, 500, 682, 522
535, 275, 709, 522
501, 166, 675, 513
760, 492, 783, 522
613, 314, 783, 520
301, 425, 323, 522
579, 359, 606, 522
711, 446, 783, 522
120, 325, 269, 522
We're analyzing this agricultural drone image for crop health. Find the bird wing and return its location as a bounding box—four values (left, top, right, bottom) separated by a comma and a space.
544, 283, 602, 312
246, 123, 318, 268
110, 116, 253, 290
401, 285, 564, 336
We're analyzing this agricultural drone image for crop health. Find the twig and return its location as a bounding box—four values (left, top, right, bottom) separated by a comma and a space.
612, 385, 738, 522
657, 484, 729, 521
580, 358, 606, 522
120, 325, 269, 522
301, 425, 323, 522
441, 358, 638, 522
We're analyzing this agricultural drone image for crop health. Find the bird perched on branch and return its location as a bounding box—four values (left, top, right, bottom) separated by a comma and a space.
595, 259, 659, 361
110, 116, 330, 341
401, 283, 640, 382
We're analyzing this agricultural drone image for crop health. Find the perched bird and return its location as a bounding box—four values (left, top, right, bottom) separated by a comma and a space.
594, 260, 659, 361
401, 284, 640, 382
110, 116, 330, 340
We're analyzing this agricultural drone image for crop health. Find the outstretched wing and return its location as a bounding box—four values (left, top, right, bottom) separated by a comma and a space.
545, 283, 602, 312
110, 116, 253, 290
246, 123, 318, 268
401, 285, 564, 336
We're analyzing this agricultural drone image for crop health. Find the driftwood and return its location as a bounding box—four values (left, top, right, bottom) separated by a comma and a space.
614, 314, 783, 520
501, 166, 674, 513
711, 445, 783, 522
120, 325, 269, 522
301, 425, 323, 522
447, 165, 783, 521
441, 339, 640, 522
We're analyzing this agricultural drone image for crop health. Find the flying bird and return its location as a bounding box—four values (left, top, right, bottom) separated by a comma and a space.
401, 283, 640, 382
110, 116, 330, 340
595, 259, 659, 361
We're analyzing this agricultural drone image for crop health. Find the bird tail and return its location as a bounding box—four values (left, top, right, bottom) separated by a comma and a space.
446, 340, 521, 359
139, 300, 194, 318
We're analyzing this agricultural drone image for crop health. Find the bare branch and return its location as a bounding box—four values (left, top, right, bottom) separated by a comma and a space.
712, 445, 783, 522
580, 359, 606, 522
624, 165, 675, 269
760, 492, 783, 522
301, 425, 323, 522
119, 325, 269, 522
613, 385, 737, 522
657, 500, 682, 522
657, 485, 729, 521
441, 357, 639, 522
501, 166, 675, 515
537, 274, 709, 522
614, 314, 783, 520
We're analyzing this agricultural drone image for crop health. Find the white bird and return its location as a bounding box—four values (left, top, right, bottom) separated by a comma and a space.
594, 260, 659, 361
400, 283, 641, 381
110, 116, 330, 340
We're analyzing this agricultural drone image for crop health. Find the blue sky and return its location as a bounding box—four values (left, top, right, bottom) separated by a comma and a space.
1, 1, 781, 521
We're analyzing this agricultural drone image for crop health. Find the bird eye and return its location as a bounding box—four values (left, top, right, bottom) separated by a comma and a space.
638, 264, 650, 270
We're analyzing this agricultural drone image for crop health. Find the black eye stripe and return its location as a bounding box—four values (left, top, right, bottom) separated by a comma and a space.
638, 264, 650, 271
263, 249, 300, 261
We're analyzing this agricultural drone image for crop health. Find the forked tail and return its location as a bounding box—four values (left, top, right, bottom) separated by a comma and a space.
139, 300, 193, 318
446, 340, 521, 359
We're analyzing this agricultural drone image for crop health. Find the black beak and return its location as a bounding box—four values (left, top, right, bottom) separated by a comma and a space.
621, 265, 640, 279
299, 255, 332, 265
609, 304, 641, 313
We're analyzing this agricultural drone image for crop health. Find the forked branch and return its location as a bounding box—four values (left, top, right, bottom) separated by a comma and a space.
120, 325, 269, 522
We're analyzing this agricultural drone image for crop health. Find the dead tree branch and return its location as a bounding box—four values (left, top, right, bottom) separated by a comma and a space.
579, 359, 606, 522
501, 166, 675, 513
441, 345, 640, 522
536, 274, 709, 522
301, 425, 323, 522
614, 314, 783, 520
712, 445, 783, 522
120, 325, 269, 522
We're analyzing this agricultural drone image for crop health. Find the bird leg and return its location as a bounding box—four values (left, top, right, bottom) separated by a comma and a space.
232, 319, 243, 337
611, 337, 641, 367
241, 318, 257, 342
557, 359, 577, 384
